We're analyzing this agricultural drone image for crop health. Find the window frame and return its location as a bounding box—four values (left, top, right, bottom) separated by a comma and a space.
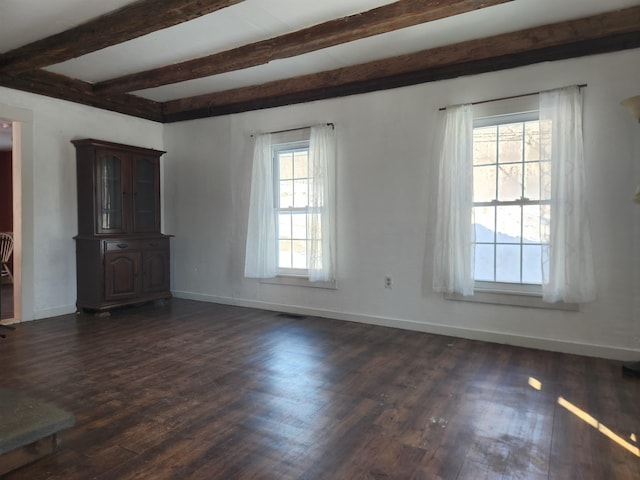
472, 110, 550, 295
452, 97, 574, 309
253, 126, 337, 289
272, 139, 313, 278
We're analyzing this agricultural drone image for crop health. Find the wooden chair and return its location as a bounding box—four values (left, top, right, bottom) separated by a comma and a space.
0, 233, 13, 283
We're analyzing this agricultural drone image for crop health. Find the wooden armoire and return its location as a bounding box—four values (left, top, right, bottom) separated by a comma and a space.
73, 139, 171, 312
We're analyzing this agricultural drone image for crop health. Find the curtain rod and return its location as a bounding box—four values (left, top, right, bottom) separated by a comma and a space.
251, 123, 334, 137
438, 84, 587, 111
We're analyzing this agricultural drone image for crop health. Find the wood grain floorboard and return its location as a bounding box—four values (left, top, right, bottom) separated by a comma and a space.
1, 299, 639, 479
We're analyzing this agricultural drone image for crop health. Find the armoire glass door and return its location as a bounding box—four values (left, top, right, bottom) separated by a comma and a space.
97, 152, 127, 234
132, 156, 159, 232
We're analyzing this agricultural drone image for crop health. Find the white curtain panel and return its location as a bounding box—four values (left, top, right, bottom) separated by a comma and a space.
540, 86, 596, 303
432, 104, 475, 295
308, 125, 337, 282
244, 133, 277, 278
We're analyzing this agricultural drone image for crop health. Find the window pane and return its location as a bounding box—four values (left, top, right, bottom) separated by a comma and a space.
496, 244, 521, 283
541, 245, 550, 284
524, 162, 541, 200
472, 117, 546, 287
524, 161, 551, 201
473, 206, 495, 243
473, 165, 496, 202
278, 212, 292, 239
312, 240, 323, 269
496, 205, 521, 243
293, 179, 308, 207
497, 163, 523, 201
308, 212, 322, 240
474, 244, 495, 281
540, 161, 551, 201
279, 180, 294, 208
273, 142, 321, 277
539, 119, 553, 161
498, 123, 523, 164
291, 213, 307, 239
279, 152, 293, 180
278, 240, 292, 269
293, 150, 308, 178
522, 245, 543, 284
522, 205, 541, 244
473, 126, 497, 165
540, 204, 550, 243
292, 240, 307, 269
524, 121, 540, 162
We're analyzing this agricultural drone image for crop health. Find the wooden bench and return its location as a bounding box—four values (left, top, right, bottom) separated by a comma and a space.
0, 388, 75, 476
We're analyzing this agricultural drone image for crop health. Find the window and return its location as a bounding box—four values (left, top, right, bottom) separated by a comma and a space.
273, 141, 315, 276
244, 124, 336, 285
433, 86, 595, 305
472, 112, 550, 292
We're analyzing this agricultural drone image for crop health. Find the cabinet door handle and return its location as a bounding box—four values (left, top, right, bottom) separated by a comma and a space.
117, 243, 129, 249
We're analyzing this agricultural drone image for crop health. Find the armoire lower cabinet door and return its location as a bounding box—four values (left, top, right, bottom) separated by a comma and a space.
104, 251, 142, 301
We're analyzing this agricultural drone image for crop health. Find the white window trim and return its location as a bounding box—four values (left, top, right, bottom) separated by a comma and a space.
472, 281, 578, 310
272, 138, 313, 277
444, 289, 578, 311
260, 275, 337, 289
448, 96, 577, 309
269, 126, 337, 285
472, 109, 548, 290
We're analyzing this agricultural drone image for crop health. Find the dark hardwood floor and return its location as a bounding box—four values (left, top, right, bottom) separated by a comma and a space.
1, 299, 639, 479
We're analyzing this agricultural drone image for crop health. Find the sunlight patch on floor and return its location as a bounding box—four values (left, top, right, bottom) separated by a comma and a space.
557, 396, 640, 457
528, 377, 542, 391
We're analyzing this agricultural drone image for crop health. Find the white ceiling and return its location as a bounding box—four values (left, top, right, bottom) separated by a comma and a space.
1, 0, 639, 104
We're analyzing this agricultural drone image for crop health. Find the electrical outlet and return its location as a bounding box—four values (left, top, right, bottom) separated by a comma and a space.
384, 276, 392, 289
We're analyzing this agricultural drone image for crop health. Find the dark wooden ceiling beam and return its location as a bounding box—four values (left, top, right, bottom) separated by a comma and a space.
0, 70, 163, 122
161, 6, 640, 122
0, 0, 245, 75
94, 0, 513, 94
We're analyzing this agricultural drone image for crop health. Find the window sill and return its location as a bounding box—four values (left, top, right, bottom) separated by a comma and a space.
444, 289, 579, 311
260, 275, 337, 290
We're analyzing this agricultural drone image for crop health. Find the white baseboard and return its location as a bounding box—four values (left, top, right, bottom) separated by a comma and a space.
172, 291, 640, 362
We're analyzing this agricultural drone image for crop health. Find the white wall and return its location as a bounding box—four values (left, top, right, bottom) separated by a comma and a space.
2, 49, 637, 359
0, 88, 163, 320
164, 48, 640, 360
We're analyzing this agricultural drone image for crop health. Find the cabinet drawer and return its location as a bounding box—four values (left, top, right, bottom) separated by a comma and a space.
141, 238, 169, 250
104, 240, 139, 252
104, 238, 168, 252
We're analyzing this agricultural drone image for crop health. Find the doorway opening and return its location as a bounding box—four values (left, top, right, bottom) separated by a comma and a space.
0, 119, 20, 323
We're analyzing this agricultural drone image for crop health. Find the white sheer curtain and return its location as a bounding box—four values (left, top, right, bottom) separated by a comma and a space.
244, 133, 277, 278
308, 125, 336, 282
540, 86, 596, 303
432, 104, 475, 295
